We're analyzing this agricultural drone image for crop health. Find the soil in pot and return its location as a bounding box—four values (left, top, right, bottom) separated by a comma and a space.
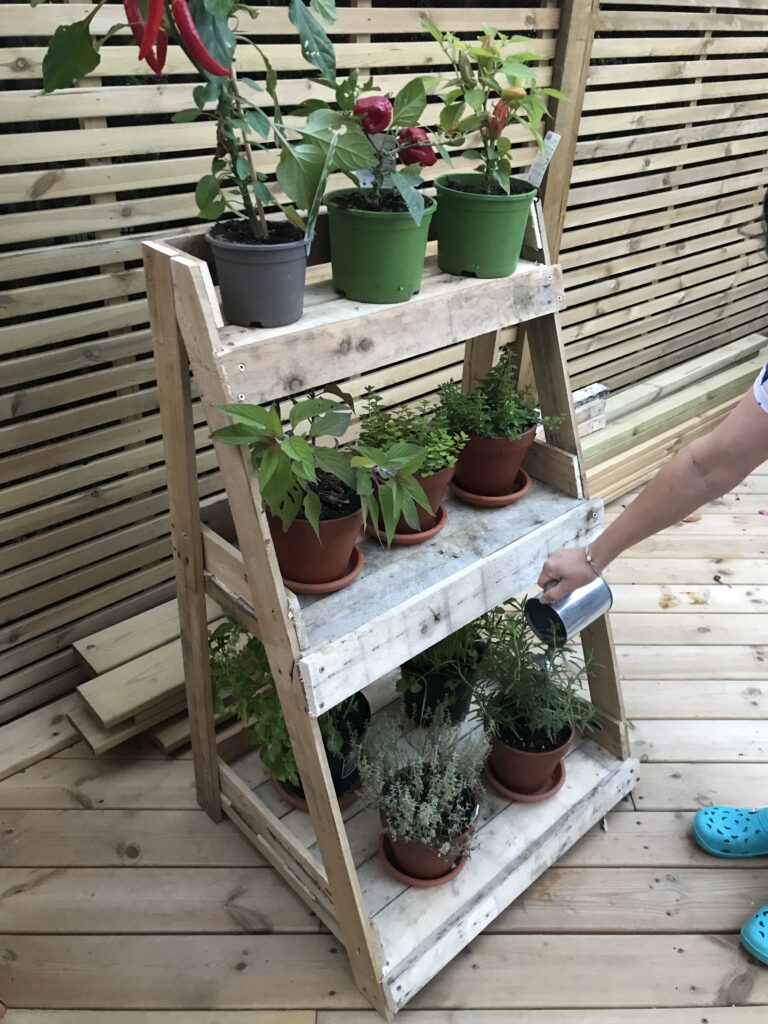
266, 475, 363, 592
435, 173, 536, 279
453, 428, 536, 498
326, 188, 436, 304
274, 693, 372, 811
489, 724, 572, 796
207, 220, 306, 329
380, 786, 478, 885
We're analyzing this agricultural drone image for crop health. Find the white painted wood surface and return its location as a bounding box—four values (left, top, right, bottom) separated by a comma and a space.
214, 258, 565, 405
297, 488, 603, 714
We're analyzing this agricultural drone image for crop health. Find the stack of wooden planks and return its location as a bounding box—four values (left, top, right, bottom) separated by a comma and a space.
68, 598, 227, 756
584, 334, 767, 501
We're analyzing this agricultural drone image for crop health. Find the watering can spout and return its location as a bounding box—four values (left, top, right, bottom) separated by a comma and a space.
524, 576, 613, 645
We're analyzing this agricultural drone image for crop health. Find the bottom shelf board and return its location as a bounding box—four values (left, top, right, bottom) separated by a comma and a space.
229, 713, 637, 1012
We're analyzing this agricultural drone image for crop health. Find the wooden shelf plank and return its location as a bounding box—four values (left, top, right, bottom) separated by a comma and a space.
296, 487, 602, 714
213, 258, 565, 405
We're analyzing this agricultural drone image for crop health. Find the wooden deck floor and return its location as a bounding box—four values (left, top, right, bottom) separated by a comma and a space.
2, 474, 768, 1022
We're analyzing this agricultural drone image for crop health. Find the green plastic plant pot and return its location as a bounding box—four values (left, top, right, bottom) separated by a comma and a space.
326, 189, 437, 304
434, 173, 537, 279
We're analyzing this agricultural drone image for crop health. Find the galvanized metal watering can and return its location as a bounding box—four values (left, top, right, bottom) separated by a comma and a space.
524, 575, 613, 645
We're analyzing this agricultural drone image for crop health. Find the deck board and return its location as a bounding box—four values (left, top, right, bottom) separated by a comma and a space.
1, 474, 767, 1016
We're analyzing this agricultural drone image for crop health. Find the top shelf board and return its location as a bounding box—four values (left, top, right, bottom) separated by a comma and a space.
210, 256, 565, 406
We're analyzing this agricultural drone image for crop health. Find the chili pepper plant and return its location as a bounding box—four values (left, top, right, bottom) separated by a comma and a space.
33, 0, 346, 328
305, 71, 447, 304
422, 18, 564, 278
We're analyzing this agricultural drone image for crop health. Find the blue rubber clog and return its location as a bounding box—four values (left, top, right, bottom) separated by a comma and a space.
692, 806, 768, 859
741, 904, 768, 966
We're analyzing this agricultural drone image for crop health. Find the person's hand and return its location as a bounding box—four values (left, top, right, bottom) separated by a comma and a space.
537, 547, 597, 604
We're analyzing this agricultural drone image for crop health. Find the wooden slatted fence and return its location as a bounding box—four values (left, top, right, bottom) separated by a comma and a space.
1, 0, 766, 721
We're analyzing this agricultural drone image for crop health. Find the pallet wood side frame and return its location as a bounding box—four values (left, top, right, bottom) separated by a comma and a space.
144, 240, 390, 1017
143, 210, 631, 1015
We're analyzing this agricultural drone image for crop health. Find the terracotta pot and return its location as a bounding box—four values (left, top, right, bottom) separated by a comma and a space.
453, 428, 537, 497
397, 466, 455, 535
267, 507, 362, 588
379, 792, 478, 883
489, 729, 572, 796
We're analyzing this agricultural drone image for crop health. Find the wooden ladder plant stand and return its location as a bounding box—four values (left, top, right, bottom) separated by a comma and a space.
143, 204, 638, 1019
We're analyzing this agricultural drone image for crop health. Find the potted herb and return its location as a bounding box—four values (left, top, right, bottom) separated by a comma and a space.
474, 603, 597, 802
209, 619, 371, 811
359, 707, 488, 887
308, 71, 443, 303
358, 391, 467, 543
397, 618, 486, 725
36, 0, 341, 329
424, 19, 562, 278
212, 386, 430, 593
440, 347, 561, 507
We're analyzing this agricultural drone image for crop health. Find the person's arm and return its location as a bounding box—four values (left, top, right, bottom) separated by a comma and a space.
538, 387, 768, 603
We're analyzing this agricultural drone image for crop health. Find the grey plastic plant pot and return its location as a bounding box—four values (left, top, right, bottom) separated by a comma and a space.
206, 231, 307, 328
525, 576, 613, 645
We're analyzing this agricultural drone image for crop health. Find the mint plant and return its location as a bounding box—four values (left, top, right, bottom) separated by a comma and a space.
440, 347, 562, 440
358, 390, 467, 476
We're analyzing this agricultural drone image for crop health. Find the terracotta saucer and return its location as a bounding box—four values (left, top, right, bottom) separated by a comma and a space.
271, 777, 359, 814
365, 503, 448, 547
483, 758, 566, 804
450, 469, 532, 509
377, 832, 467, 889
281, 544, 364, 596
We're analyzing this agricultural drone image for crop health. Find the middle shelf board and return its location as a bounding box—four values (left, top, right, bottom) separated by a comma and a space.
222, 675, 638, 1011
201, 482, 603, 715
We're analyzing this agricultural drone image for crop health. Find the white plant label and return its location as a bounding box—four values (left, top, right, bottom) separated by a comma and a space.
525, 131, 561, 188
355, 133, 397, 189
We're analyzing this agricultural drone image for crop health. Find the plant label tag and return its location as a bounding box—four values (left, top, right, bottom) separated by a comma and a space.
525, 131, 561, 188
355, 133, 397, 189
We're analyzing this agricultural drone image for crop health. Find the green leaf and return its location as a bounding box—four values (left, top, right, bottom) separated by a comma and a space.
391, 79, 427, 128
335, 70, 359, 112
325, 383, 356, 408
288, 0, 336, 82
276, 142, 326, 213
421, 15, 443, 43
541, 87, 567, 101
258, 446, 282, 490
42, 19, 100, 93
234, 156, 250, 182
172, 108, 203, 123
329, 122, 376, 173
210, 424, 264, 445
314, 447, 355, 487
252, 179, 274, 204
203, 0, 236, 17
281, 434, 315, 467
198, 198, 227, 220
390, 171, 426, 226
303, 491, 322, 536
310, 0, 336, 25
195, 174, 221, 212
377, 483, 400, 546
308, 408, 351, 438
245, 108, 271, 139
217, 403, 273, 430
440, 102, 464, 132
241, 77, 263, 92
299, 107, 344, 140
289, 397, 337, 425
464, 88, 485, 114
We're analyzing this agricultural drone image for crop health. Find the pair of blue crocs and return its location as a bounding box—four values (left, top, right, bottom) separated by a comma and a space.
692, 805, 768, 964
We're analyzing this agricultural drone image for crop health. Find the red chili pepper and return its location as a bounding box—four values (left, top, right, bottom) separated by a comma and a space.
139, 0, 164, 61
488, 100, 510, 139
353, 96, 393, 135
123, 0, 167, 76
170, 0, 231, 77
398, 127, 437, 167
